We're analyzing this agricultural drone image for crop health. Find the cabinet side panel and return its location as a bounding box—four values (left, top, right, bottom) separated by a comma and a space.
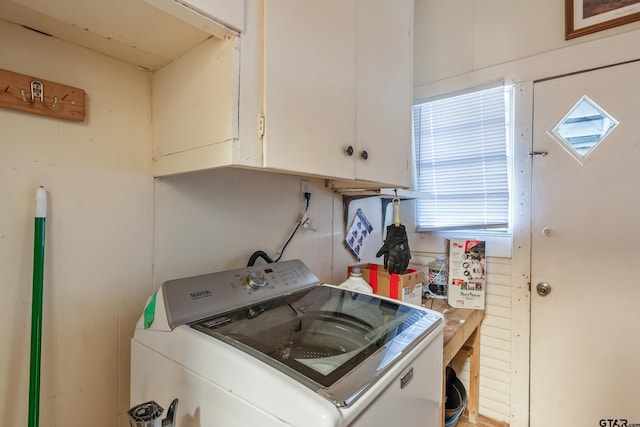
152, 37, 236, 168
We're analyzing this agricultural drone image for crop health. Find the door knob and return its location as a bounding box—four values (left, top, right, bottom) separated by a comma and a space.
536, 282, 551, 296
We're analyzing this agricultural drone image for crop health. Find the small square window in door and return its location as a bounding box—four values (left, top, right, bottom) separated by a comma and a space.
549, 95, 618, 164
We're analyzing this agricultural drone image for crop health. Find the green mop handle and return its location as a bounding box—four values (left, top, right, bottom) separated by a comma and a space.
28, 186, 47, 427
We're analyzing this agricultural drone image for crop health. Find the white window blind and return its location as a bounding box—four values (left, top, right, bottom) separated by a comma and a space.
413, 85, 511, 231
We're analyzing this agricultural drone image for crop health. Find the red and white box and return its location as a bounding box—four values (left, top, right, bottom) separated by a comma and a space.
348, 263, 423, 306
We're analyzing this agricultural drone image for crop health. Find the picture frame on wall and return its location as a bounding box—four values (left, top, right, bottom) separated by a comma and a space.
566, 0, 640, 39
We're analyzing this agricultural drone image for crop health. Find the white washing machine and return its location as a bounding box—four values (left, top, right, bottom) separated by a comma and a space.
131, 259, 444, 427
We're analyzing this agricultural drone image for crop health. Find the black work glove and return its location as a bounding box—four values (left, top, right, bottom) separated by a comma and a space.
376, 224, 411, 274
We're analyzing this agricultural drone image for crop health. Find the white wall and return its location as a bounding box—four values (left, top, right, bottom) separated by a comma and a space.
413, 1, 640, 425
414, 0, 640, 90
0, 20, 154, 427
153, 168, 338, 286
152, 168, 396, 290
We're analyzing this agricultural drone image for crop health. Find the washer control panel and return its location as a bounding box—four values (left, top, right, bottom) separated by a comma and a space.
161, 259, 321, 329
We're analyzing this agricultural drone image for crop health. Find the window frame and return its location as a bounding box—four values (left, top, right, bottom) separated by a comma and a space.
410, 82, 515, 256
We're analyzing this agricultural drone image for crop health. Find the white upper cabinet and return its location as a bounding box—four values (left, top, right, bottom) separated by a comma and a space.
152, 0, 413, 188
262, 0, 414, 188
152, 0, 263, 177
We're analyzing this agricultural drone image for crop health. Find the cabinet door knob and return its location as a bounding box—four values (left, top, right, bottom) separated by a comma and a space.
361, 150, 368, 160
346, 145, 354, 156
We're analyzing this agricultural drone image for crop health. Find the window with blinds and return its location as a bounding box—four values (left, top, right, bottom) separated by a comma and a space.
413, 85, 513, 231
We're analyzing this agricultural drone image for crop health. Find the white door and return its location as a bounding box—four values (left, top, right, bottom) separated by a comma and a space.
531, 60, 640, 426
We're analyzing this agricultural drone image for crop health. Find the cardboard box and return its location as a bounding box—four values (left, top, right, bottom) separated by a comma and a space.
348, 263, 423, 306
446, 239, 486, 309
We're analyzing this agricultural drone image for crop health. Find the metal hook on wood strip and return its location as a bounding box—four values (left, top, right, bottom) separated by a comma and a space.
20, 80, 58, 109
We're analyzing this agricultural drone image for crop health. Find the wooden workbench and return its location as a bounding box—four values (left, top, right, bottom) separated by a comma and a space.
423, 298, 484, 426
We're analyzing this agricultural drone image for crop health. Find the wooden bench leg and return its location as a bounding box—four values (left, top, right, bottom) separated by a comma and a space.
467, 327, 481, 424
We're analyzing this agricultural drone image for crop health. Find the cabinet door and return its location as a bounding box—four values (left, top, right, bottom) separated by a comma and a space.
355, 0, 413, 188
263, 0, 356, 180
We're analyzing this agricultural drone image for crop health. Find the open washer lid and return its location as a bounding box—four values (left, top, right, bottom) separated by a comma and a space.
191, 284, 443, 408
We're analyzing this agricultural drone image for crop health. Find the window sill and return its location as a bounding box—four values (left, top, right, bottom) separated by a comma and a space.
408, 229, 512, 259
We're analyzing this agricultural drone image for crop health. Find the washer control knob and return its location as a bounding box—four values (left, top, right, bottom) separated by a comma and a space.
247, 270, 268, 289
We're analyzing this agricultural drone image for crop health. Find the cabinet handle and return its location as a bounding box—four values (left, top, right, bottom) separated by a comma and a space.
361, 150, 368, 160
346, 145, 354, 156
